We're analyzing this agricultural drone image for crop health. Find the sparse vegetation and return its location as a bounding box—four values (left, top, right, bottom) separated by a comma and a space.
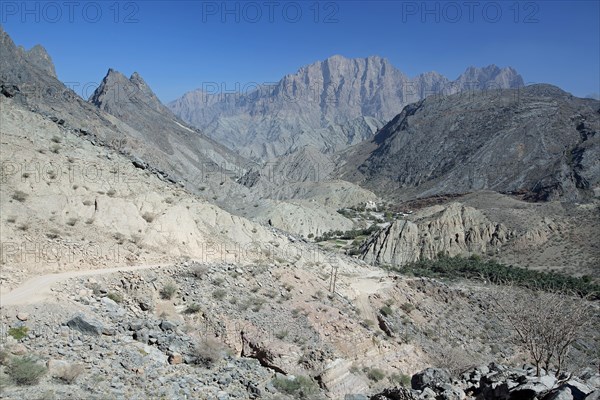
390, 372, 411, 386
400, 302, 415, 314
366, 367, 386, 382
314, 225, 379, 242
7, 356, 47, 385
248, 296, 266, 312
275, 330, 288, 340
185, 303, 202, 314
107, 292, 123, 303
113, 232, 126, 244
142, 212, 155, 223
8, 326, 29, 340
212, 289, 226, 300
380, 305, 393, 317
493, 287, 597, 376
0, 349, 10, 365
272, 375, 319, 398
192, 338, 222, 368
17, 223, 29, 231
160, 282, 177, 299
46, 229, 60, 239
212, 277, 224, 286
66, 217, 78, 227
386, 254, 600, 298
12, 191, 28, 202
190, 264, 209, 279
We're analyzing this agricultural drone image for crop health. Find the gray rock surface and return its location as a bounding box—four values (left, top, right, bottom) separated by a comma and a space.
66, 313, 105, 336
360, 202, 513, 265
370, 364, 600, 400
168, 55, 523, 160
411, 368, 452, 391
339, 84, 600, 202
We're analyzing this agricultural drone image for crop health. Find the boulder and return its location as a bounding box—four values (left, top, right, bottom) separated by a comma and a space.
16, 313, 28, 321
565, 381, 594, 400
412, 368, 452, 391
439, 384, 466, 400
585, 391, 599, 400
159, 320, 177, 331
10, 343, 27, 355
544, 387, 574, 400
66, 313, 104, 336
168, 353, 183, 365
47, 359, 80, 381
371, 386, 421, 400
240, 328, 299, 375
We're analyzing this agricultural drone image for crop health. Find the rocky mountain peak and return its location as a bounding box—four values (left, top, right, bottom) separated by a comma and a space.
24, 44, 57, 78
0, 26, 57, 80
455, 64, 524, 89
129, 71, 154, 96
90, 68, 164, 114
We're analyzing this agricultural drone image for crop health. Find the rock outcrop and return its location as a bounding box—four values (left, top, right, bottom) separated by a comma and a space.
370, 363, 600, 400
360, 203, 513, 266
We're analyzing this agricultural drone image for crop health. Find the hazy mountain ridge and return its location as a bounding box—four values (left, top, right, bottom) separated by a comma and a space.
168, 55, 524, 159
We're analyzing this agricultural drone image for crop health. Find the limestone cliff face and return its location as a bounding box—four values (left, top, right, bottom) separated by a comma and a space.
361, 203, 513, 265
168, 55, 523, 160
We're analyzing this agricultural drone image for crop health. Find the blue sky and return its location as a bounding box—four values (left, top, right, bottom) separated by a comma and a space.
2, 1, 599, 102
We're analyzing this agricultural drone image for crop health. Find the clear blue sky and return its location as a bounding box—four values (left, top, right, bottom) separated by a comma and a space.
2, 1, 599, 102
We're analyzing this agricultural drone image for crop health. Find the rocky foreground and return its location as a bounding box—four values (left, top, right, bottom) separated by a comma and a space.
0, 260, 598, 400
371, 364, 599, 400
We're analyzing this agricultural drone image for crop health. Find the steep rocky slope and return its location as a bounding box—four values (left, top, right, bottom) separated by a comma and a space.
0, 94, 299, 289
339, 85, 600, 202
0, 26, 244, 198
168, 55, 523, 159
88, 68, 245, 188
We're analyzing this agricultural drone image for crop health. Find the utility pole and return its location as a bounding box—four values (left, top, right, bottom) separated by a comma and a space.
329, 264, 338, 293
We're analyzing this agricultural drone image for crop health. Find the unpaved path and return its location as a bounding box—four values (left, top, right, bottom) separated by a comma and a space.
0, 264, 162, 306
345, 271, 395, 321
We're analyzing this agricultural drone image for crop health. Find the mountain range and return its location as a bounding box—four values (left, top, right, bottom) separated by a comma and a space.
168, 55, 524, 159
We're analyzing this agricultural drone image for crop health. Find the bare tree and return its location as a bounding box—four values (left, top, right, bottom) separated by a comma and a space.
492, 286, 596, 377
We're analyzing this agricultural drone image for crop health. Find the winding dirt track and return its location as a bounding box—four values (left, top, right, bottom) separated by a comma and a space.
0, 264, 161, 306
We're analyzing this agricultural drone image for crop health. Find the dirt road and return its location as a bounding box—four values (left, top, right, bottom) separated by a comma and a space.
0, 264, 162, 306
